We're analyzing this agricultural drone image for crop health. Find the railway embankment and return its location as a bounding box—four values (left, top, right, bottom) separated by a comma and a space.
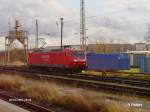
0, 74, 149, 112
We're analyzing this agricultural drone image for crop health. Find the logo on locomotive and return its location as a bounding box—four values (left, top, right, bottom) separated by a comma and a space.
41, 55, 50, 61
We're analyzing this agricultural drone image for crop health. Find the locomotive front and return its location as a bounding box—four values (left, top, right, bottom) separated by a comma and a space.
70, 50, 86, 71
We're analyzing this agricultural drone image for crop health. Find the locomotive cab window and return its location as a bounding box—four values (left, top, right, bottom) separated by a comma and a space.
72, 51, 85, 59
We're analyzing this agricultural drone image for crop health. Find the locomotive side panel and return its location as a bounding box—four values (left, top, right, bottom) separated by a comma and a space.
49, 52, 68, 68
28, 52, 50, 66
28, 51, 72, 68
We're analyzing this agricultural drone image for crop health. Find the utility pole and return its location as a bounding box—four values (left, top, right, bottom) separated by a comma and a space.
15, 20, 20, 40
60, 17, 64, 49
80, 0, 86, 50
36, 19, 39, 49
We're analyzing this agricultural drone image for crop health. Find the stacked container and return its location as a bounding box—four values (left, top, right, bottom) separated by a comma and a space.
140, 53, 150, 73
127, 51, 150, 68
133, 54, 145, 67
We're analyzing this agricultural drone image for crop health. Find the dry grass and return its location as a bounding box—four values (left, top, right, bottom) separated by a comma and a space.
83, 70, 150, 80
0, 74, 138, 112
0, 75, 24, 90
8, 61, 25, 66
101, 101, 135, 112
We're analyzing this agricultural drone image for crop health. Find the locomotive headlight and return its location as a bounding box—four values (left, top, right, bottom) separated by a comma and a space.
73, 59, 78, 62
82, 59, 86, 61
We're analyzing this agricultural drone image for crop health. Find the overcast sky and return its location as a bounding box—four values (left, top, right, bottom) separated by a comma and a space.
0, 0, 150, 49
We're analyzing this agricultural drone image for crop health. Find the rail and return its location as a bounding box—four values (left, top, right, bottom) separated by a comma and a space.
0, 66, 149, 98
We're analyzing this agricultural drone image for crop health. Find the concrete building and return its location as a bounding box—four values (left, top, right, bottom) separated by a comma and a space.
135, 43, 147, 51
88, 44, 134, 53
147, 44, 150, 51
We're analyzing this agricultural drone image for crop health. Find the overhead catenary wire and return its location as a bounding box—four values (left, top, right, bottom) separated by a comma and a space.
1, 7, 147, 38
63, 8, 125, 24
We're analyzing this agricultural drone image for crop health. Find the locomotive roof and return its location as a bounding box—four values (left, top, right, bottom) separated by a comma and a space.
32, 48, 81, 53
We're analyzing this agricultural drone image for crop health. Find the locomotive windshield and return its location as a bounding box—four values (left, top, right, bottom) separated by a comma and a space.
72, 51, 85, 59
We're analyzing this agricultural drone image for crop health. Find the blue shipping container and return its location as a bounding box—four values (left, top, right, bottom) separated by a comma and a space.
140, 56, 150, 73
128, 53, 145, 67
118, 53, 130, 70
87, 53, 130, 71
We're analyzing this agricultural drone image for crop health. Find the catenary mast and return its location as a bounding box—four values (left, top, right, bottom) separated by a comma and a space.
80, 0, 86, 50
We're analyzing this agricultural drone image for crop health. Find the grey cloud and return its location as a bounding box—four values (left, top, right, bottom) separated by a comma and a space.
0, 0, 76, 36
0, 0, 150, 47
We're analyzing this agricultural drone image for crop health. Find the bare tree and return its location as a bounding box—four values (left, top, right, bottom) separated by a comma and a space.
91, 37, 108, 53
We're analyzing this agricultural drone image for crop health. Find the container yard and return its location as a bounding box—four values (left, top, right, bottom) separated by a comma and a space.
0, 0, 150, 112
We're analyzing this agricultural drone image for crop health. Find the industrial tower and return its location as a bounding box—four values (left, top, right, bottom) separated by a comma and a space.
80, 0, 86, 50
5, 20, 28, 64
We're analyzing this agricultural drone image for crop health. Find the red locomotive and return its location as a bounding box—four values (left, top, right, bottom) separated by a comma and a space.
28, 48, 86, 73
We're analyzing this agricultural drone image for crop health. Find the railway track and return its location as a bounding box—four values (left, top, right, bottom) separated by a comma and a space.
0, 89, 54, 112
1, 66, 149, 88
77, 74, 150, 88
16, 71, 150, 98
4, 68, 150, 88
0, 66, 150, 98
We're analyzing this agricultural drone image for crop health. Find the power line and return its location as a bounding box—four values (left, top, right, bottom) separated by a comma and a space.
63, 9, 126, 24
